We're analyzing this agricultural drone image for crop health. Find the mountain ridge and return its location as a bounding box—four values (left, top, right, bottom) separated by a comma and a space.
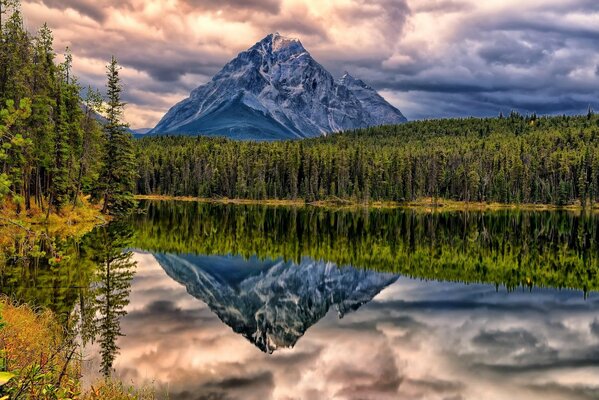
154, 253, 399, 353
148, 33, 407, 140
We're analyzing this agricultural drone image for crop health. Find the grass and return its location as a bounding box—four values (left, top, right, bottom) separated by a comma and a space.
81, 380, 156, 400
0, 196, 106, 229
0, 197, 108, 261
135, 194, 599, 212
0, 298, 157, 399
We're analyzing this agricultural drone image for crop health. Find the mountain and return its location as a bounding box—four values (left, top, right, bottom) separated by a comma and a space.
154, 253, 399, 353
84, 104, 137, 135
147, 33, 407, 140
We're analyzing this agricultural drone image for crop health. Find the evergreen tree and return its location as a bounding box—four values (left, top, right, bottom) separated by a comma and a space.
49, 86, 70, 211
97, 56, 136, 215
87, 222, 135, 377
0, 1, 108, 219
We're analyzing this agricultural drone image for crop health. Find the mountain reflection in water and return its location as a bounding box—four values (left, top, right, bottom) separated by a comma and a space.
155, 253, 399, 353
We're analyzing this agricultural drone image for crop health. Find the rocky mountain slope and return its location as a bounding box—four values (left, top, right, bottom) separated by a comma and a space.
154, 253, 399, 352
148, 33, 407, 140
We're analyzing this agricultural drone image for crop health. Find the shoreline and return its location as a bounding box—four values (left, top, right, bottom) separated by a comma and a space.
0, 200, 108, 241
134, 195, 598, 212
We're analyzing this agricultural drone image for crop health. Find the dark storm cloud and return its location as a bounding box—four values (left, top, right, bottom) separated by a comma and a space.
472, 329, 541, 351
200, 371, 275, 392
477, 36, 549, 67
22, 0, 599, 126
167, 371, 276, 400
30, 0, 109, 21
70, 34, 226, 83
591, 319, 599, 337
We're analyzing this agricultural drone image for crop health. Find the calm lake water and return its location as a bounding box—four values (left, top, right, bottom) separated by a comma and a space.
3, 201, 599, 400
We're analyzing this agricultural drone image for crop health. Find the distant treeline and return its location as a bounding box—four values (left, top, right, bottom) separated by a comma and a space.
136, 112, 599, 206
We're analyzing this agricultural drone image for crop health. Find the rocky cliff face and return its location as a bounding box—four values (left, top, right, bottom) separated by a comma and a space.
154, 253, 399, 353
148, 33, 407, 140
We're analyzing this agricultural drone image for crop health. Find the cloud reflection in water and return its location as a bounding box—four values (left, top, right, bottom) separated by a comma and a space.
100, 252, 599, 400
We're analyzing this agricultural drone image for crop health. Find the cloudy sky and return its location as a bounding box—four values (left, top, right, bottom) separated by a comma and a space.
82, 252, 599, 400
21, 0, 599, 128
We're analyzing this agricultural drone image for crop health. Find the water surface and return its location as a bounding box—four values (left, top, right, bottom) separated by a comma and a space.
2, 201, 599, 399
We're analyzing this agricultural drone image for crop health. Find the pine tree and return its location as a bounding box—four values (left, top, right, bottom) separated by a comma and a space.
87, 222, 135, 377
49, 86, 70, 211
97, 56, 137, 215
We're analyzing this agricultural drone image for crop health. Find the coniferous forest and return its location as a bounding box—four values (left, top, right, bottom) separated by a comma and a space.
0, 0, 135, 219
136, 113, 599, 207
1, 0, 598, 212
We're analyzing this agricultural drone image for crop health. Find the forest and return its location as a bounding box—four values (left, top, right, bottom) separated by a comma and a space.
0, 0, 136, 220
132, 201, 599, 293
2, 0, 598, 213
136, 112, 599, 207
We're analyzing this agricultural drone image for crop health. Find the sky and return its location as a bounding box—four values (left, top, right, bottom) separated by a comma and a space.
82, 252, 599, 400
20, 0, 599, 129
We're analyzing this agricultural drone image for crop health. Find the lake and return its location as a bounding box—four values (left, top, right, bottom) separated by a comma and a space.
2, 201, 599, 400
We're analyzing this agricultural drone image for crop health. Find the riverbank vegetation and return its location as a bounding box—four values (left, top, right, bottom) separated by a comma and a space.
0, 298, 155, 399
136, 112, 599, 208
0, 220, 147, 398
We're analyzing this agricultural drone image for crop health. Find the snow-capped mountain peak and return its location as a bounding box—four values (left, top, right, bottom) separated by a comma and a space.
148, 33, 407, 140
155, 253, 399, 353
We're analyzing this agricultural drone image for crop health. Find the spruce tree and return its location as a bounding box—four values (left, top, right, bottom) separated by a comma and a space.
98, 56, 136, 215
50, 86, 70, 211
86, 222, 135, 377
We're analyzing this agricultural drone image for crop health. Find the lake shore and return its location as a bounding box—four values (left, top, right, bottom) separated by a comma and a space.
135, 195, 598, 212
0, 199, 108, 247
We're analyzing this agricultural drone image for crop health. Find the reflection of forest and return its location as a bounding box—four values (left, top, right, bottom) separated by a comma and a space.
133, 201, 599, 293
1, 201, 597, 374
0, 222, 136, 377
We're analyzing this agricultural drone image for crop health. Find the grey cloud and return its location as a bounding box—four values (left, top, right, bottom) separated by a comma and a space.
108, 253, 599, 400
411, 0, 472, 14
178, 0, 281, 15
336, 0, 411, 41
329, 346, 402, 397
487, 16, 599, 42
31, 0, 108, 21
477, 353, 599, 373
472, 329, 540, 351
403, 377, 465, 398
265, 17, 328, 39
202, 371, 275, 391
531, 0, 599, 14
28, 0, 599, 131
477, 36, 549, 67
525, 382, 599, 400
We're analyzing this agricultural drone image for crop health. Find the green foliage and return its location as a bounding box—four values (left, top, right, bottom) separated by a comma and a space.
0, 1, 126, 217
96, 57, 137, 216
0, 98, 31, 203
0, 221, 136, 378
138, 114, 599, 207
132, 201, 599, 294
85, 222, 135, 377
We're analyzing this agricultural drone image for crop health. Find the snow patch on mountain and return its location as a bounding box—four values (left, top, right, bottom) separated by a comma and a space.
148, 33, 407, 140
154, 253, 399, 353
